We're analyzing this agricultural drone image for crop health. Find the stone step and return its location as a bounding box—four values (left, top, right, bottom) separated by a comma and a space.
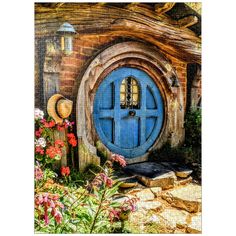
123, 162, 177, 189
159, 162, 193, 178
175, 176, 193, 186
162, 184, 201, 213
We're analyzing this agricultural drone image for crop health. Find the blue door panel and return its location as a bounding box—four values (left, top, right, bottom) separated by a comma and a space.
100, 82, 114, 109
146, 117, 156, 140
93, 67, 164, 158
100, 118, 113, 143
146, 86, 157, 109
120, 117, 139, 148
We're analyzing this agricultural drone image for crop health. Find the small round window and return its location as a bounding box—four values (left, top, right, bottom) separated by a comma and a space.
120, 77, 140, 109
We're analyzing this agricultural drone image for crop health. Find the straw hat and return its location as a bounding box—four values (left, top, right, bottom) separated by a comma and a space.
47, 94, 73, 124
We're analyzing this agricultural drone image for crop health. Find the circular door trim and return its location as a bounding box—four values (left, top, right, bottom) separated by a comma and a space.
93, 67, 164, 158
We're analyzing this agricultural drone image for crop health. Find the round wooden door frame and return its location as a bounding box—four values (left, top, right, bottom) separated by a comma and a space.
76, 41, 184, 163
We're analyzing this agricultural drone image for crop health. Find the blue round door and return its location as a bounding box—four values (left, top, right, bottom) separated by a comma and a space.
93, 67, 164, 158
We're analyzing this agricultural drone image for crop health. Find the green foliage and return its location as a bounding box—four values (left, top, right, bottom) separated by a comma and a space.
185, 109, 201, 148
34, 158, 136, 234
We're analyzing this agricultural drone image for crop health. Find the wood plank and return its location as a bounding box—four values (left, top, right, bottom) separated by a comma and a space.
177, 16, 198, 28
155, 3, 175, 15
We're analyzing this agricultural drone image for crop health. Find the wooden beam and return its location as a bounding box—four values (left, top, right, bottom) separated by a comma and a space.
155, 3, 175, 15
35, 4, 201, 63
125, 3, 174, 23
177, 16, 198, 28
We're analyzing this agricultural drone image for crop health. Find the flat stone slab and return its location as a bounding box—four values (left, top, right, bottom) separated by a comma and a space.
150, 187, 162, 197
187, 213, 202, 233
159, 208, 189, 229
162, 184, 201, 213
175, 176, 193, 186
160, 162, 193, 178
124, 162, 176, 189
137, 200, 162, 211
135, 189, 155, 201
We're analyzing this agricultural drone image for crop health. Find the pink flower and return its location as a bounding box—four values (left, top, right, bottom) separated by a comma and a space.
35, 193, 64, 225
92, 173, 113, 188
54, 210, 62, 224
106, 178, 113, 188
34, 164, 43, 180
35, 146, 44, 155
35, 128, 43, 137
64, 119, 74, 128
109, 209, 120, 223
121, 198, 139, 212
111, 153, 126, 167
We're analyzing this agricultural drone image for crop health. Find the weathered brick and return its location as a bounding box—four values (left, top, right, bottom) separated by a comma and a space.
60, 80, 75, 87
60, 86, 73, 93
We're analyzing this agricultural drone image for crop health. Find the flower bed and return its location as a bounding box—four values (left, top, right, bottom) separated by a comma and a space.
34, 109, 138, 233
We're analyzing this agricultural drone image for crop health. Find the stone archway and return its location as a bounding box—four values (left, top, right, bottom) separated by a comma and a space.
76, 41, 184, 170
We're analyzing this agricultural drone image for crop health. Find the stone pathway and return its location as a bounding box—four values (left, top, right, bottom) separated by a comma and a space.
115, 162, 201, 233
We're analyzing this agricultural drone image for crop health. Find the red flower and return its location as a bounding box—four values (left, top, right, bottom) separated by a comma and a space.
67, 133, 75, 139
57, 124, 65, 131
35, 128, 43, 137
67, 133, 77, 147
44, 120, 56, 128
46, 146, 62, 159
69, 138, 77, 147
61, 166, 70, 176
35, 146, 44, 155
55, 140, 64, 147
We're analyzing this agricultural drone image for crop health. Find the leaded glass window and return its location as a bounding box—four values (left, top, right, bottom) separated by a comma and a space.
120, 77, 140, 109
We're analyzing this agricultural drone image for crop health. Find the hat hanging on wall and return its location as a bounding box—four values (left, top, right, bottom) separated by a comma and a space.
47, 94, 73, 124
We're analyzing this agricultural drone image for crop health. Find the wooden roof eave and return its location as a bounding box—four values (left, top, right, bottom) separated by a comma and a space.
35, 4, 201, 64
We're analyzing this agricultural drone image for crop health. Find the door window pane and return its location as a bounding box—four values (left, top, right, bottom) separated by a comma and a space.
120, 77, 140, 109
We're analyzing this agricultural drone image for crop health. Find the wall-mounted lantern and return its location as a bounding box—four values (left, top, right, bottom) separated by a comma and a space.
57, 22, 76, 55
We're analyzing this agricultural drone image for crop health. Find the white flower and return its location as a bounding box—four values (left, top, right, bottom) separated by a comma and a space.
35, 108, 44, 120
35, 137, 46, 148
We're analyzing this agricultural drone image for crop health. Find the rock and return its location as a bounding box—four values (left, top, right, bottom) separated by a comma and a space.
162, 184, 201, 213
160, 162, 193, 178
137, 172, 176, 189
175, 169, 193, 178
121, 184, 146, 194
175, 176, 193, 186
124, 162, 176, 189
187, 213, 201, 233
118, 176, 138, 188
150, 187, 162, 197
174, 228, 187, 234
137, 200, 162, 211
159, 208, 189, 229
135, 189, 155, 201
